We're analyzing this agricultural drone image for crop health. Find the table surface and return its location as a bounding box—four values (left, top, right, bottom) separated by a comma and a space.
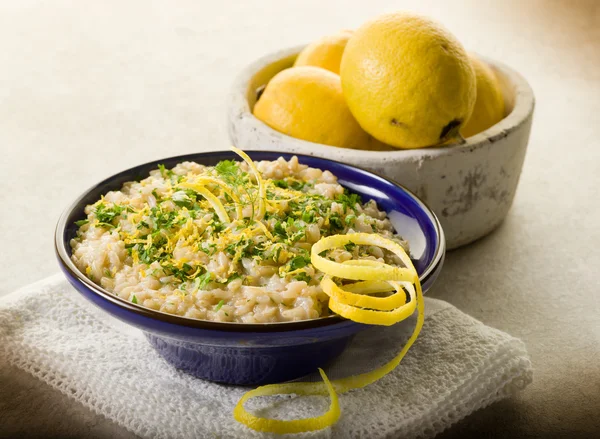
1, 0, 599, 437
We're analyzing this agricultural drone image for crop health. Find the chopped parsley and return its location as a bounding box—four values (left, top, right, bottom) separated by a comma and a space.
344, 241, 357, 252
215, 159, 238, 177
194, 272, 212, 290
273, 221, 287, 238
172, 190, 197, 209
301, 210, 315, 223
295, 272, 312, 283
273, 179, 289, 189
199, 242, 217, 255
94, 203, 125, 226
131, 295, 138, 304
335, 191, 361, 213
329, 213, 344, 231
273, 179, 305, 191
211, 219, 225, 234
157, 164, 170, 178
288, 255, 311, 271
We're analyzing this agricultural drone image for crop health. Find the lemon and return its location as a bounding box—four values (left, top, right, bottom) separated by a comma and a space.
340, 12, 476, 149
461, 55, 505, 138
294, 30, 353, 74
253, 66, 372, 149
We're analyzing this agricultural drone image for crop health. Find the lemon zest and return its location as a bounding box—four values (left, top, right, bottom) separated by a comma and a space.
231, 146, 266, 221
234, 232, 424, 434
252, 220, 275, 241
233, 368, 339, 434
321, 276, 408, 312
184, 176, 244, 220
328, 281, 416, 326
341, 279, 395, 294
178, 182, 230, 224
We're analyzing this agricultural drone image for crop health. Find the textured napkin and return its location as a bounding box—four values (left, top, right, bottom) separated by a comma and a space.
0, 274, 532, 439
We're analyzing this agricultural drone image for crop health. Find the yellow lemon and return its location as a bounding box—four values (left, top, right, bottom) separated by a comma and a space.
461, 55, 505, 138
253, 66, 372, 149
340, 12, 476, 149
294, 30, 353, 74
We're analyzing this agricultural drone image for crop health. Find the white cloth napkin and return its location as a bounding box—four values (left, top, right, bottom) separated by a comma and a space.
0, 274, 532, 439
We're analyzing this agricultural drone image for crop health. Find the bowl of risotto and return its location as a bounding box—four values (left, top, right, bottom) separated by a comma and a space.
55, 150, 445, 385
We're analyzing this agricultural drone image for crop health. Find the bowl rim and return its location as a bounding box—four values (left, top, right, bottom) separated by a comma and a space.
55, 150, 445, 332
228, 45, 535, 163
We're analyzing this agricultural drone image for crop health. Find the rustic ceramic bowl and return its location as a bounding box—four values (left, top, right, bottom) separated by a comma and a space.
227, 46, 535, 249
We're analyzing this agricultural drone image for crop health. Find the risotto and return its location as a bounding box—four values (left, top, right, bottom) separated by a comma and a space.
71, 152, 408, 323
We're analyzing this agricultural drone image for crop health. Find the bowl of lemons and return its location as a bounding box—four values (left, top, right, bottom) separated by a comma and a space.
228, 12, 534, 249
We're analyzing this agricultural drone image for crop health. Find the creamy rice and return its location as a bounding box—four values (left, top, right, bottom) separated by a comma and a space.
71, 156, 408, 323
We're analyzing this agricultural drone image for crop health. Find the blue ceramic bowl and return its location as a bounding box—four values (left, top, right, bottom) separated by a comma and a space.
55, 151, 445, 386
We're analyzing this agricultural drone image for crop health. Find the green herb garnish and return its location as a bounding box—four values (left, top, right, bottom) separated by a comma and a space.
288, 255, 311, 271
199, 242, 217, 255
295, 272, 312, 283
195, 272, 212, 290
329, 213, 344, 231
94, 203, 125, 226
301, 210, 315, 223
214, 160, 239, 183
335, 191, 361, 213
273, 221, 287, 238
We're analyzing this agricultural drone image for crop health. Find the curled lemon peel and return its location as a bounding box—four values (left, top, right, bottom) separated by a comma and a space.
321, 276, 408, 311
327, 281, 417, 326
231, 146, 267, 221
182, 177, 244, 220
252, 220, 275, 241
341, 279, 395, 294
233, 368, 340, 434
311, 234, 415, 281
234, 232, 424, 434
178, 182, 230, 224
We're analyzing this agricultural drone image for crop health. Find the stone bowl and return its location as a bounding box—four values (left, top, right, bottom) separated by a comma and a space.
227, 46, 535, 249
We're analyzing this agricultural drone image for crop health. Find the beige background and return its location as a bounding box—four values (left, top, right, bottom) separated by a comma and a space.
1, 0, 599, 437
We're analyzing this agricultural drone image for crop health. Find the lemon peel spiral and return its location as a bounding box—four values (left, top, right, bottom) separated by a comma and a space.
177, 182, 230, 224
231, 146, 267, 221
234, 232, 424, 434
180, 176, 244, 220
233, 368, 340, 434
